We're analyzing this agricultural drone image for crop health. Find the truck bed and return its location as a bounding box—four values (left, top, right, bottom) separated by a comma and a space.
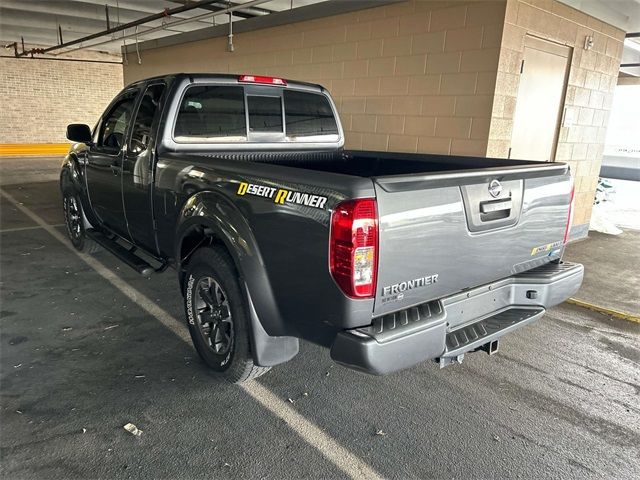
197, 149, 552, 178
191, 148, 572, 318
283, 150, 547, 177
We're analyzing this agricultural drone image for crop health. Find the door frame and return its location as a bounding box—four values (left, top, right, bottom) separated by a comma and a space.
85, 87, 140, 237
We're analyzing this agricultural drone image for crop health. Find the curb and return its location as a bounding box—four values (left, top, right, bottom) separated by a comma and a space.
566, 298, 640, 324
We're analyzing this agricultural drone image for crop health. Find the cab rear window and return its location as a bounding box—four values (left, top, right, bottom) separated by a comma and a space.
173, 85, 338, 142
248, 95, 283, 133
284, 91, 338, 137
174, 86, 246, 140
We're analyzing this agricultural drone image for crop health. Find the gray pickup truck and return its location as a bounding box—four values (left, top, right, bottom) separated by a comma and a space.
62, 73, 583, 382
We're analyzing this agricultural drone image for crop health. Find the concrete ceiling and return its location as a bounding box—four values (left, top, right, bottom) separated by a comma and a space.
2, 0, 639, 76
0, 0, 329, 56
559, 0, 640, 76
559, 0, 640, 32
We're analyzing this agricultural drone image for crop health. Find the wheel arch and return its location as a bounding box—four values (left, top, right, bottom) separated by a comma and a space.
60, 149, 99, 230
175, 192, 299, 367
60, 152, 82, 191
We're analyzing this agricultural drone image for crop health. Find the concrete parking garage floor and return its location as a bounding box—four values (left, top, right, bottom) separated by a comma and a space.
1, 157, 639, 479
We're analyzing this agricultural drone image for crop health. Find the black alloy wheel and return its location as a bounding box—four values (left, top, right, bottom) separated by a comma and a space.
194, 276, 234, 356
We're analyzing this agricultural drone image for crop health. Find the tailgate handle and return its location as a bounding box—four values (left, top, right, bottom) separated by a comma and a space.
480, 199, 511, 213
480, 198, 512, 221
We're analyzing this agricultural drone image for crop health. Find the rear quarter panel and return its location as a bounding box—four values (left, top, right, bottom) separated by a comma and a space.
154, 153, 376, 344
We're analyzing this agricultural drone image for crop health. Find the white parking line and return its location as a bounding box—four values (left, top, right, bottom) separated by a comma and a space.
0, 223, 65, 233
1, 188, 383, 480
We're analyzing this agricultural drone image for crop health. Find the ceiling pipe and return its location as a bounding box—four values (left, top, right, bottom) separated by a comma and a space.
0, 54, 122, 64
14, 0, 224, 57
57, 0, 273, 56
169, 0, 271, 19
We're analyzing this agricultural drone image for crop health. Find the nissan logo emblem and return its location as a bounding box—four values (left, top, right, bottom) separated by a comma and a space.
488, 179, 502, 198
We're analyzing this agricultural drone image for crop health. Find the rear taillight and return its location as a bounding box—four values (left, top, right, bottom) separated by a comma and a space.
329, 199, 378, 298
238, 74, 287, 86
563, 181, 575, 244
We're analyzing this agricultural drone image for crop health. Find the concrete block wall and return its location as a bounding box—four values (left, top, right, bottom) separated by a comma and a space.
0, 49, 123, 145
487, 0, 625, 237
123, 0, 506, 157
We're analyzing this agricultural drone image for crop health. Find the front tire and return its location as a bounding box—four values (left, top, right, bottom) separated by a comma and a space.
183, 247, 270, 383
62, 187, 100, 253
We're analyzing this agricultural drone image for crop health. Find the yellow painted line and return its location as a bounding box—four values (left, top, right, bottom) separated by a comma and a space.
0, 144, 70, 156
566, 298, 640, 323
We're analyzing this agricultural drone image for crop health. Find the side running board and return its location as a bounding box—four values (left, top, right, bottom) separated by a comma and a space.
86, 229, 156, 276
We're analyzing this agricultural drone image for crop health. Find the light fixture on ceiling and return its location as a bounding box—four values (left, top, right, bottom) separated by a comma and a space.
227, 11, 234, 52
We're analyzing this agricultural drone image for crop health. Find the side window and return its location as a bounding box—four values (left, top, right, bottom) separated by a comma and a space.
99, 90, 138, 153
247, 95, 283, 133
129, 83, 166, 155
91, 120, 101, 144
284, 91, 338, 137
174, 86, 246, 140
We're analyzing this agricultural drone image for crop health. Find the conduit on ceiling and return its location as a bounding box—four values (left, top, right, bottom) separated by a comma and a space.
5, 0, 274, 58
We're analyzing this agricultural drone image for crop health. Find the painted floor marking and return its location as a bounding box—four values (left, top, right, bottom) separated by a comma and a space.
566, 297, 640, 323
0, 223, 65, 233
0, 187, 383, 480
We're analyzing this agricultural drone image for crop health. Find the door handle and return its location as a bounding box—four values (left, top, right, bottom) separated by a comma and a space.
110, 163, 122, 175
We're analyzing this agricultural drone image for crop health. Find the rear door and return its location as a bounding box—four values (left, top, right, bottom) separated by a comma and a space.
372, 167, 572, 316
122, 82, 166, 253
86, 88, 139, 238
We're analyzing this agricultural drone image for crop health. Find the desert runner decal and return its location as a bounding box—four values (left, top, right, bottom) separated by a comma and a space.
236, 182, 328, 209
531, 241, 563, 256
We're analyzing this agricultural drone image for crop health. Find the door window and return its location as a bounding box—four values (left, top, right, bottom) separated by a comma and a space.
99, 90, 138, 154
91, 120, 101, 144
129, 83, 166, 155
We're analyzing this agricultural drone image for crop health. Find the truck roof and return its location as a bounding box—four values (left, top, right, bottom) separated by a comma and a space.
126, 73, 325, 93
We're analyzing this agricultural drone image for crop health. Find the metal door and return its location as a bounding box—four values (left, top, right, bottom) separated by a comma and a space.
510, 36, 571, 161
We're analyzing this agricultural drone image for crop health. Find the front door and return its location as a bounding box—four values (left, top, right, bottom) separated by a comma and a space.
122, 82, 166, 253
86, 88, 139, 238
510, 36, 571, 161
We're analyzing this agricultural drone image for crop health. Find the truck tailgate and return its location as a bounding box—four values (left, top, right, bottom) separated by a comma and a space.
373, 163, 572, 316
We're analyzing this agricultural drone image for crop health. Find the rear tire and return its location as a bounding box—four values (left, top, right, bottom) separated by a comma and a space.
62, 187, 101, 254
183, 246, 270, 383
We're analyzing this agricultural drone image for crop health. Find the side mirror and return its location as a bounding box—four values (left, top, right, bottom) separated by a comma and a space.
66, 124, 92, 143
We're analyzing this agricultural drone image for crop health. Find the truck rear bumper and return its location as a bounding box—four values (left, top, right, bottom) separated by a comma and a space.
330, 261, 584, 375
